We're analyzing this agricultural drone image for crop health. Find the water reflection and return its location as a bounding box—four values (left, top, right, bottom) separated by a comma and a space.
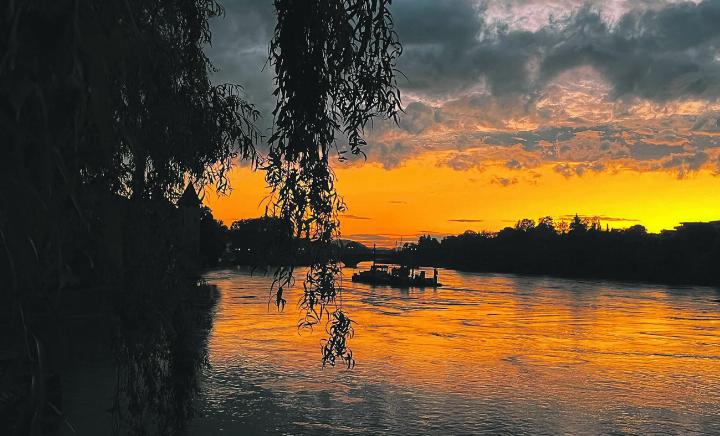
57, 285, 217, 435
112, 286, 216, 434
191, 265, 720, 435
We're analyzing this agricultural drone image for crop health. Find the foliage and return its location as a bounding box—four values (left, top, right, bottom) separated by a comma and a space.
321, 310, 355, 369
227, 216, 295, 265
198, 206, 229, 268
112, 281, 217, 435
265, 0, 402, 367
1, 0, 260, 302
401, 217, 720, 285
1, 1, 257, 433
1, 1, 405, 431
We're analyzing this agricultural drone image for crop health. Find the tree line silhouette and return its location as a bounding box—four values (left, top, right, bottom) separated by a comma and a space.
400, 216, 720, 286
201, 215, 371, 268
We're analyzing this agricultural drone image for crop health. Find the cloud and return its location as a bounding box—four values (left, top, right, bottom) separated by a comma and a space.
553, 162, 606, 178
491, 176, 519, 186
209, 0, 720, 113
505, 159, 524, 169
375, 141, 416, 169
344, 234, 395, 247
658, 150, 709, 178
397, 101, 446, 134
206, 1, 720, 176
206, 1, 276, 131
366, 94, 720, 172
393, 0, 720, 101
449, 218, 484, 223
342, 214, 372, 220
440, 150, 486, 171
558, 214, 640, 222
344, 233, 426, 247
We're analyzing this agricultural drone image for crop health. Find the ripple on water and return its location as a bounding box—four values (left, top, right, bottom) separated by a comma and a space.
190, 267, 720, 435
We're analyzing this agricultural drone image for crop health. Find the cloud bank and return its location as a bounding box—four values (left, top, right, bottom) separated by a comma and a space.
207, 0, 720, 179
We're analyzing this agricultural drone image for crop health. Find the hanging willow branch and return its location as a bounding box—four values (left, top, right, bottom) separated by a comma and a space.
265, 0, 402, 368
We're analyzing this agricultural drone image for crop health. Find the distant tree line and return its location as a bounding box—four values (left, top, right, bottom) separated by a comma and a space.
226, 216, 295, 265
212, 216, 372, 268
400, 216, 720, 286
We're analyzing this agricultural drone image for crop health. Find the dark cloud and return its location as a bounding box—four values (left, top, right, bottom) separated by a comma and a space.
491, 176, 519, 186
554, 162, 605, 178
375, 141, 415, 169
558, 214, 640, 222
397, 101, 446, 134
449, 218, 484, 223
207, 1, 276, 125
390, 0, 486, 95
209, 1, 720, 112
625, 141, 683, 160
344, 233, 395, 242
342, 214, 372, 220
206, 1, 720, 174
658, 151, 709, 178
344, 233, 426, 247
505, 159, 524, 169
393, 0, 720, 101
343, 233, 396, 247
559, 1, 720, 100
441, 151, 483, 171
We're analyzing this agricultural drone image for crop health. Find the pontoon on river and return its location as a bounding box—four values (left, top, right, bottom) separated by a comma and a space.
351, 263, 442, 287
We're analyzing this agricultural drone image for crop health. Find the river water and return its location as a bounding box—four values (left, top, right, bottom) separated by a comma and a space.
188, 264, 720, 435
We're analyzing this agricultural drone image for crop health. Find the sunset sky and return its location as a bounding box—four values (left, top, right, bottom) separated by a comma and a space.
204, 0, 720, 246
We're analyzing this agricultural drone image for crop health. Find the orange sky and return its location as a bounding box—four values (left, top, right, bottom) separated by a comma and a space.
204, 152, 720, 247
204, 1, 720, 248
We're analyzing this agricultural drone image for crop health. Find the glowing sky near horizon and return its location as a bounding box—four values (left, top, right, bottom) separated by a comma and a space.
204, 0, 720, 246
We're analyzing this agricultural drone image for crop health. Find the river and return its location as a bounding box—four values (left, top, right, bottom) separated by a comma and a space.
186, 264, 720, 435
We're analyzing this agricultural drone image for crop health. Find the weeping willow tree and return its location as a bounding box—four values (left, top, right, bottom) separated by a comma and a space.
2, 0, 402, 429
1, 1, 258, 434
1, 0, 260, 300
266, 0, 402, 368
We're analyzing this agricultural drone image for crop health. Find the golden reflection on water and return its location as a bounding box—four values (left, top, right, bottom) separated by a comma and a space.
198, 265, 720, 434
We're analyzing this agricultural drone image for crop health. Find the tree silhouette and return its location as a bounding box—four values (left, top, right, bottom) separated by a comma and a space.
569, 214, 588, 234
1, 0, 403, 432
1, 0, 260, 303
266, 0, 402, 368
2, 2, 263, 433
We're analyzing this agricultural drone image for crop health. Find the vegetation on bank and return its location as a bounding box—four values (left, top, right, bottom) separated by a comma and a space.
399, 216, 720, 286
199, 215, 373, 268
210, 214, 719, 286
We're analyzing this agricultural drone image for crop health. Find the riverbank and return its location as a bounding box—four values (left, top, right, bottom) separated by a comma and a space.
426, 262, 720, 288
